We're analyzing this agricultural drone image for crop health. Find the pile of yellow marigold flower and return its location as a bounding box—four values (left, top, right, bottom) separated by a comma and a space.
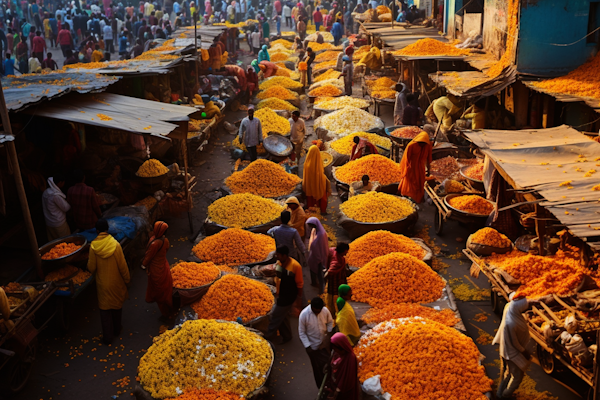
138, 320, 272, 398
485, 249, 584, 298
348, 253, 445, 306
471, 227, 512, 248
42, 243, 82, 260
393, 38, 470, 57
362, 303, 459, 326
346, 230, 425, 267
271, 39, 293, 49
335, 154, 402, 185
269, 52, 289, 62
315, 106, 381, 135
355, 318, 492, 399
192, 275, 274, 322
533, 53, 600, 99
256, 85, 298, 100
171, 262, 220, 289
448, 195, 494, 215
308, 84, 343, 97
259, 76, 303, 90
371, 89, 396, 99
313, 60, 338, 71
254, 108, 291, 135
192, 228, 276, 266
316, 96, 370, 111
330, 132, 390, 155
137, 159, 169, 177
366, 76, 396, 90
314, 68, 341, 82
274, 67, 300, 80
225, 159, 301, 197
207, 193, 283, 228
256, 98, 298, 111
315, 50, 342, 62
341, 192, 414, 223
307, 42, 337, 51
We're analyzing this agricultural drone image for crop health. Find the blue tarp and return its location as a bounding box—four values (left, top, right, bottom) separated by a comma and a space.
79, 216, 137, 243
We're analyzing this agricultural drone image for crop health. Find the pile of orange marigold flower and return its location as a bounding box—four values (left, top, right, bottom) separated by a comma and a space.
391, 126, 422, 139
448, 195, 494, 215
362, 303, 459, 326
393, 38, 470, 57
335, 154, 403, 185
347, 253, 445, 306
471, 227, 512, 248
171, 262, 221, 288
42, 242, 82, 260
366, 76, 395, 90
532, 52, 600, 99
44, 265, 80, 281
308, 84, 343, 97
256, 85, 299, 100
207, 193, 283, 228
225, 159, 301, 197
355, 317, 492, 400
314, 68, 342, 82
345, 230, 425, 267
464, 163, 484, 181
191, 274, 274, 322
192, 228, 275, 266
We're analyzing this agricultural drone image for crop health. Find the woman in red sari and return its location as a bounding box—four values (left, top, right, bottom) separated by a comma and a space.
397, 131, 432, 203
327, 333, 359, 400
142, 221, 174, 318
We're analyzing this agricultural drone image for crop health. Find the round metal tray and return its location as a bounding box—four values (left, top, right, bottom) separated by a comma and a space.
263, 134, 293, 156
39, 234, 88, 267
443, 193, 494, 218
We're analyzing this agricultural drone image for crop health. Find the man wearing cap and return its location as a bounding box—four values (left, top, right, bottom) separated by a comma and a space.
341, 55, 353, 95
238, 107, 263, 161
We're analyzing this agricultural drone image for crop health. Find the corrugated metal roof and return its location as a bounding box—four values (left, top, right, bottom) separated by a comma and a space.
429, 66, 517, 99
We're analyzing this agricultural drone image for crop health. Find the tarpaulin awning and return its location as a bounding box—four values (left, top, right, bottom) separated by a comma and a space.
523, 80, 600, 114
429, 65, 517, 99
20, 92, 199, 137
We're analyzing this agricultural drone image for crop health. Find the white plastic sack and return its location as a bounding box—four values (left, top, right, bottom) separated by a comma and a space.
564, 314, 579, 334
362, 375, 382, 395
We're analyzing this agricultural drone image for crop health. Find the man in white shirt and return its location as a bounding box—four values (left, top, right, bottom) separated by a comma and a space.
42, 175, 72, 241
289, 110, 305, 165
250, 28, 261, 54
298, 297, 333, 388
283, 3, 291, 27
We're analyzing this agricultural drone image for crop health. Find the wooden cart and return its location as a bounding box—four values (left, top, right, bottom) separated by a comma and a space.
425, 186, 491, 235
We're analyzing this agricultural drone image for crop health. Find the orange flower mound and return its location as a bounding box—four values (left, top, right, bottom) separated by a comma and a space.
270, 52, 289, 62
362, 303, 459, 326
171, 262, 220, 288
256, 85, 298, 100
532, 53, 600, 100
191, 274, 274, 322
471, 227, 511, 248
447, 195, 493, 215
346, 230, 425, 267
308, 84, 343, 97
225, 159, 301, 197
347, 253, 445, 306
355, 318, 492, 400
464, 163, 484, 180
393, 38, 470, 57
335, 154, 403, 185
167, 388, 241, 400
42, 242, 82, 260
192, 228, 275, 266
485, 250, 584, 299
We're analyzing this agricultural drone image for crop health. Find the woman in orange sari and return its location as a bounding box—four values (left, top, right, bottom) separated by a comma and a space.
142, 221, 174, 318
302, 145, 331, 214
397, 132, 432, 203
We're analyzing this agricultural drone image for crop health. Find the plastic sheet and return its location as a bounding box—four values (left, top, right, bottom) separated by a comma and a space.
79, 216, 137, 242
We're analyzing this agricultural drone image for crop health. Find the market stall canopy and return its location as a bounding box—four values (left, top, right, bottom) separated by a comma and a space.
20, 92, 199, 137
361, 25, 442, 51
177, 25, 228, 49
524, 80, 600, 114
463, 125, 600, 240
429, 65, 517, 99
2, 72, 121, 112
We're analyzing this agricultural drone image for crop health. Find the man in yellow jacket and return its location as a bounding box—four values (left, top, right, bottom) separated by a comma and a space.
88, 219, 130, 345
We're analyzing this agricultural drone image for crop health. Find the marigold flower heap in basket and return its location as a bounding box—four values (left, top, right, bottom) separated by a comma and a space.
259, 76, 303, 90
308, 84, 343, 97
254, 108, 291, 135
335, 154, 402, 185
44, 265, 82, 281
362, 303, 459, 326
269, 52, 290, 62
316, 106, 381, 135
354, 317, 492, 400
207, 193, 284, 228
42, 242, 82, 260
392, 38, 470, 57
464, 163, 484, 181
471, 227, 511, 248
345, 230, 425, 267
256, 98, 298, 111
225, 159, 301, 197
391, 126, 422, 139
192, 228, 276, 266
171, 262, 220, 289
309, 78, 345, 92
447, 195, 494, 215
348, 253, 444, 306
191, 274, 274, 322
330, 132, 390, 155
138, 319, 272, 398
256, 85, 299, 100
137, 159, 169, 177
316, 96, 370, 111
341, 192, 414, 223
371, 89, 396, 99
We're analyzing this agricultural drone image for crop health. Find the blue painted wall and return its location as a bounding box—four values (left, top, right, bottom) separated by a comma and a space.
517, 0, 599, 76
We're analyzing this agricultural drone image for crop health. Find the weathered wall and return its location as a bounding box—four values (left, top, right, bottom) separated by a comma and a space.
483, 0, 509, 60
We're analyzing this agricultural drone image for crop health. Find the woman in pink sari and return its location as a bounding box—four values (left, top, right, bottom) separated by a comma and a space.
306, 216, 329, 294
327, 333, 359, 400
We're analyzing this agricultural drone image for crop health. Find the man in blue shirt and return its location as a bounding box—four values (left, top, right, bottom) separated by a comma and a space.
118, 32, 128, 58
3, 53, 14, 76
268, 211, 307, 263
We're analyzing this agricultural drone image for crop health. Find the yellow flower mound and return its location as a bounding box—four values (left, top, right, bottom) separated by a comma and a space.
225, 159, 301, 197
271, 38, 293, 49
192, 228, 275, 266
307, 42, 338, 51
366, 76, 396, 89
335, 154, 402, 185
269, 52, 290, 62
316, 96, 370, 111
137, 159, 169, 177
254, 108, 291, 135
256, 98, 298, 111
371, 89, 396, 99
346, 230, 425, 267
308, 84, 343, 97
259, 76, 303, 90
340, 192, 414, 223
533, 53, 600, 100
313, 60, 338, 71
274, 67, 300, 80
330, 132, 390, 155
191, 274, 274, 322
355, 318, 492, 399
314, 68, 341, 82
392, 38, 470, 57
348, 252, 445, 306
309, 78, 344, 92
138, 319, 272, 398
208, 193, 283, 228
256, 85, 299, 100
316, 106, 381, 135
232, 137, 267, 154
